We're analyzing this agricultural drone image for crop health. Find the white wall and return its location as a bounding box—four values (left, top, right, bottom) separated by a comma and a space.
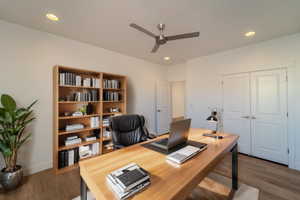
171, 81, 185, 118
167, 63, 186, 82
183, 33, 300, 170
0, 20, 167, 174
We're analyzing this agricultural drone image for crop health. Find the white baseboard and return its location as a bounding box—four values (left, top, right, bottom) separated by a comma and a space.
294, 160, 300, 171
24, 161, 52, 175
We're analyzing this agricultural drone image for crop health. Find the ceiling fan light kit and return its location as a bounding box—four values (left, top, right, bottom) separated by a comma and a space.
130, 23, 200, 53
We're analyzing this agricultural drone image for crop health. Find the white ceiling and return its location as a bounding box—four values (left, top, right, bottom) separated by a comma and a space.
1, 0, 300, 65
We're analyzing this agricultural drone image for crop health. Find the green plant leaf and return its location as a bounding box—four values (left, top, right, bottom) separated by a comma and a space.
17, 133, 31, 149
26, 100, 38, 110
0, 142, 12, 157
0, 108, 5, 116
4, 111, 13, 124
1, 94, 16, 111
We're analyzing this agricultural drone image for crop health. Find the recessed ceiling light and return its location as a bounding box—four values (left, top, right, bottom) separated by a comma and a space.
46, 13, 59, 21
245, 31, 255, 37
164, 57, 171, 61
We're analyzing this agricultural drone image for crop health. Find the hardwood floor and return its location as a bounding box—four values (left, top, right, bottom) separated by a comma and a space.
1, 154, 300, 200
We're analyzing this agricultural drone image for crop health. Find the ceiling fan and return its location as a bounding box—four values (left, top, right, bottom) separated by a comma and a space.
129, 23, 200, 53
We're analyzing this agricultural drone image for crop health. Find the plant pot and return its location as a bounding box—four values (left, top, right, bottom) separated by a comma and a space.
0, 165, 23, 190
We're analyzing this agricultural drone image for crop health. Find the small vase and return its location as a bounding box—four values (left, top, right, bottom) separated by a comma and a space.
0, 165, 23, 190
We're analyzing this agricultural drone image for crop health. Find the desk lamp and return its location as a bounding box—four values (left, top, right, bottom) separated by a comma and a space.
206, 108, 219, 134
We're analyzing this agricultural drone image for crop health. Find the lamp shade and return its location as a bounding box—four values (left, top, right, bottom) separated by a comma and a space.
206, 110, 218, 122
206, 115, 218, 122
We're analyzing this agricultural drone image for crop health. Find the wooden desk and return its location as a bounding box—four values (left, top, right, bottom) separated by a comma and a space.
79, 128, 239, 200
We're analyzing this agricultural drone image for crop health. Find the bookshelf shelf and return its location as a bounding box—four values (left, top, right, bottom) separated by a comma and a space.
59, 85, 100, 89
103, 137, 112, 142
59, 114, 101, 120
58, 101, 101, 104
103, 88, 123, 91
53, 66, 127, 174
56, 163, 79, 174
59, 139, 101, 151
103, 112, 122, 115
58, 127, 100, 135
102, 101, 123, 103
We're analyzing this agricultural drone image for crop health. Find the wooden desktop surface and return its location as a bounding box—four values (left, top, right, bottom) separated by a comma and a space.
79, 128, 239, 200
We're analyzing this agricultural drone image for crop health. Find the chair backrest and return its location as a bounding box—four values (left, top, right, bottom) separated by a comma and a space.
109, 114, 148, 148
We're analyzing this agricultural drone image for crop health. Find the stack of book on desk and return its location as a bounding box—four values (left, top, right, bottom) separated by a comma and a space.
106, 163, 150, 200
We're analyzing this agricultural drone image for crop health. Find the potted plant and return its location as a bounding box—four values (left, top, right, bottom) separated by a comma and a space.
0, 94, 37, 190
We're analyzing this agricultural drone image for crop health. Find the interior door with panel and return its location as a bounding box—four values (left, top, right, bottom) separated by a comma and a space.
156, 81, 171, 135
251, 69, 288, 164
223, 74, 251, 154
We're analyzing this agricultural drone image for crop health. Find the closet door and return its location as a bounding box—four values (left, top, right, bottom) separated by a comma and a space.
223, 74, 251, 154
251, 69, 288, 164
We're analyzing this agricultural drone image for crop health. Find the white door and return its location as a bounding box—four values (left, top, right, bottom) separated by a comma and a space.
251, 70, 288, 164
156, 81, 171, 135
222, 74, 252, 154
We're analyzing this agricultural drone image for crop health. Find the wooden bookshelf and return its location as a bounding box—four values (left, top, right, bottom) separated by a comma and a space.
53, 66, 127, 174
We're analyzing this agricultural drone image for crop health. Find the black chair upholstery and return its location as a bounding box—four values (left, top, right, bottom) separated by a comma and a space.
109, 114, 150, 149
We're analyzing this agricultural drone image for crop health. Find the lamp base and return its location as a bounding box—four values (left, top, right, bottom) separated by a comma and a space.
203, 133, 224, 139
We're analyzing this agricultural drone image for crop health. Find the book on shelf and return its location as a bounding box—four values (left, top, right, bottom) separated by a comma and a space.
90, 117, 100, 128
103, 116, 110, 127
103, 79, 121, 89
65, 124, 84, 131
103, 129, 112, 138
106, 163, 150, 200
79, 143, 100, 159
65, 137, 82, 146
91, 142, 100, 155
84, 136, 97, 142
73, 90, 98, 102
68, 149, 75, 166
59, 72, 100, 88
103, 91, 121, 101
58, 148, 80, 169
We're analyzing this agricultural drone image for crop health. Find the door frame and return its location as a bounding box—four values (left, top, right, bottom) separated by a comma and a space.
221, 64, 297, 169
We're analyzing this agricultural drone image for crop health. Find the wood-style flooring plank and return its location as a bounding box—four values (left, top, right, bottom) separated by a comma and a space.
1, 154, 300, 200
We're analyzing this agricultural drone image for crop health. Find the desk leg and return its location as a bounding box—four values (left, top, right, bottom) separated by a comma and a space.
80, 177, 87, 200
232, 144, 238, 190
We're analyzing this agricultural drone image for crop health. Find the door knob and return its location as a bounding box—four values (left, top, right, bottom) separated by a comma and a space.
157, 109, 161, 112
251, 116, 256, 119
241, 116, 250, 119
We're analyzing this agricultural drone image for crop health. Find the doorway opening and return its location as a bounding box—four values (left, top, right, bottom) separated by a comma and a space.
170, 81, 186, 122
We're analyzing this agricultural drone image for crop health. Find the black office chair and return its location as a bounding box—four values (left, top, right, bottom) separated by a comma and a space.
109, 114, 151, 149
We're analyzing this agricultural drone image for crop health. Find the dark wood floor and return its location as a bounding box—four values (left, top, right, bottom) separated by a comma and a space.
1, 154, 300, 200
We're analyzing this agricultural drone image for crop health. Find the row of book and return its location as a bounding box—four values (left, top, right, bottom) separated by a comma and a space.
90, 117, 100, 128
103, 79, 121, 89
59, 72, 100, 88
106, 163, 150, 200
58, 148, 79, 168
58, 143, 100, 169
103, 117, 110, 127
64, 135, 98, 146
103, 91, 121, 101
73, 90, 99, 102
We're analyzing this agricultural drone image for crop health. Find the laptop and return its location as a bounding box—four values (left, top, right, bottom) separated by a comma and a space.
151, 119, 191, 151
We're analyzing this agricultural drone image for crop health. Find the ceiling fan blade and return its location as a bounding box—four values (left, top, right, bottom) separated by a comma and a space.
151, 43, 160, 53
166, 32, 200, 41
130, 23, 157, 38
